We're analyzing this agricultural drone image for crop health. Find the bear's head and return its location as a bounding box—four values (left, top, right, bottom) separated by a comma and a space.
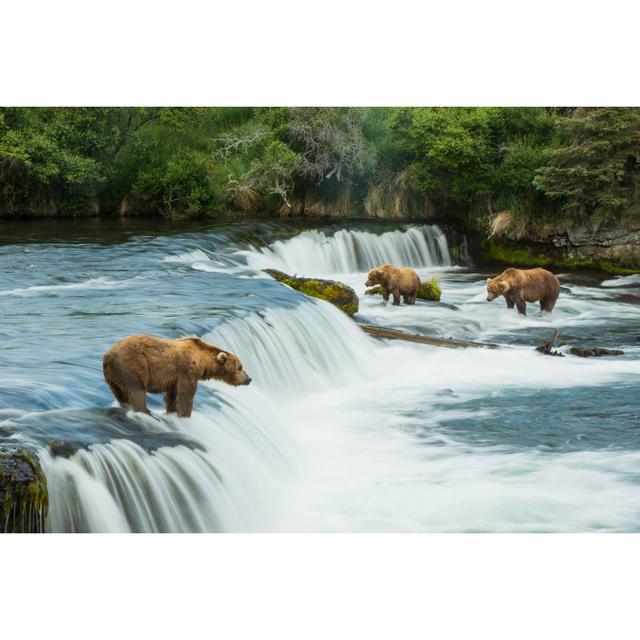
486, 277, 509, 301
365, 265, 391, 287
212, 351, 252, 386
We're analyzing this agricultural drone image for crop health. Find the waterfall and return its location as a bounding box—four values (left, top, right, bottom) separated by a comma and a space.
204, 299, 376, 394
41, 297, 381, 532
238, 225, 452, 275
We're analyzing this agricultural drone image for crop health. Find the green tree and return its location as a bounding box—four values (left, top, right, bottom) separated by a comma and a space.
534, 107, 640, 222
397, 107, 503, 215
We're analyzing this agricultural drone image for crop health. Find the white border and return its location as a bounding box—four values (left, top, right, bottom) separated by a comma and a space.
1, 534, 638, 639
2, 1, 640, 638
2, 0, 639, 105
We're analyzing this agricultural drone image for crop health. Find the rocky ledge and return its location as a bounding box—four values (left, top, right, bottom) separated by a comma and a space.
0, 449, 48, 533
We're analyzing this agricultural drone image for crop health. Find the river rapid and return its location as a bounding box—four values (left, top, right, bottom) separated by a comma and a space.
1, 219, 639, 532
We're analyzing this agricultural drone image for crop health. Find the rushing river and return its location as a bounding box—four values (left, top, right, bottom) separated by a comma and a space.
1, 219, 639, 532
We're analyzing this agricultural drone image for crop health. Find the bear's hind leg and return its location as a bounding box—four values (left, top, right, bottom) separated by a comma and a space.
128, 387, 152, 416
541, 296, 557, 313
108, 382, 129, 408
164, 385, 177, 413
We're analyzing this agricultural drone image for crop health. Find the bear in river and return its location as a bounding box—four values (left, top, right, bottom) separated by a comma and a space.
103, 335, 251, 417
365, 264, 421, 305
486, 267, 560, 315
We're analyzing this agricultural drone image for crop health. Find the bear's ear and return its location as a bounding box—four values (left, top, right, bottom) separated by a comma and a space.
217, 352, 228, 364
486, 278, 492, 284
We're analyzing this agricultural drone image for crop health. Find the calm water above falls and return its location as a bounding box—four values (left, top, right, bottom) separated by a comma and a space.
1, 219, 639, 532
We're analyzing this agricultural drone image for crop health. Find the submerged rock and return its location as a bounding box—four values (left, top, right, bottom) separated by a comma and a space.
263, 269, 359, 316
0, 449, 48, 533
365, 277, 442, 302
570, 347, 625, 358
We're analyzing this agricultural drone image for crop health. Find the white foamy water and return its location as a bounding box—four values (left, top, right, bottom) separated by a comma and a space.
600, 273, 640, 288
239, 225, 451, 276
37, 224, 640, 532
43, 385, 293, 532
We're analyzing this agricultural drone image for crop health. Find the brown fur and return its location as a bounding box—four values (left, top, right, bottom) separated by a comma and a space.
365, 263, 421, 305
486, 267, 560, 315
103, 335, 251, 418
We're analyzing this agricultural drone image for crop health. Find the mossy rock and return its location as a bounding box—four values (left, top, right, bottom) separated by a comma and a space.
0, 449, 48, 533
263, 269, 359, 316
365, 277, 442, 302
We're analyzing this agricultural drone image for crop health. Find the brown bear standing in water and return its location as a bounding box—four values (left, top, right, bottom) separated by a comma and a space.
486, 267, 560, 315
103, 335, 251, 418
365, 263, 421, 305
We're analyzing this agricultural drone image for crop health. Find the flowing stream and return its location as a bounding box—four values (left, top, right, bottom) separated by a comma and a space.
1, 220, 639, 532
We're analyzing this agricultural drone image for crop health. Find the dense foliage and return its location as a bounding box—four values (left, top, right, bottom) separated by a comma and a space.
1, 107, 639, 228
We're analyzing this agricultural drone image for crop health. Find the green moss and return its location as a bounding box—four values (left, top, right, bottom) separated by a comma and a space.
559, 259, 640, 275
487, 242, 552, 267
364, 285, 383, 296
263, 269, 359, 315
418, 277, 442, 302
487, 241, 640, 275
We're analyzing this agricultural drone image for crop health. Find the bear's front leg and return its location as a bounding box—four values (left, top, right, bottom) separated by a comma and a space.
504, 293, 515, 309
392, 288, 401, 305
175, 377, 197, 418
381, 287, 390, 302
514, 295, 527, 315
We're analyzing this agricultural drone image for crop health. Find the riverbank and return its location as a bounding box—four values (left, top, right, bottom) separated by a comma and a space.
478, 214, 640, 274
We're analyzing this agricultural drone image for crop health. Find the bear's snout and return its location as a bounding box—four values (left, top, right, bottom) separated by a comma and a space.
241, 375, 252, 386
365, 279, 373, 287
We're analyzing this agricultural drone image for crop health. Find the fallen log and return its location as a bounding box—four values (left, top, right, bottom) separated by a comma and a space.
359, 324, 499, 349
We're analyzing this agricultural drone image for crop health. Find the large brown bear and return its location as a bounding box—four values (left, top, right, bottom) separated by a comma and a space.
103, 335, 251, 418
365, 263, 421, 305
486, 267, 560, 315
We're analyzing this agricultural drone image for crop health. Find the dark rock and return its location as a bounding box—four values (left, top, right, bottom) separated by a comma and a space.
0, 449, 48, 533
570, 347, 625, 358
47, 439, 77, 458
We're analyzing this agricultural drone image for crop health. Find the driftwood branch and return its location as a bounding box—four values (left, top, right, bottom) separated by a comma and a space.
535, 329, 564, 357
359, 324, 499, 350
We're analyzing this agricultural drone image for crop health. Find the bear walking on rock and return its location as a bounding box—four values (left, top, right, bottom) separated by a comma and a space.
103, 335, 251, 418
486, 267, 560, 315
366, 264, 421, 305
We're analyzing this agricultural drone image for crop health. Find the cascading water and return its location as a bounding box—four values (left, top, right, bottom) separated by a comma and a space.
2, 221, 639, 532
238, 225, 452, 275
40, 299, 377, 532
